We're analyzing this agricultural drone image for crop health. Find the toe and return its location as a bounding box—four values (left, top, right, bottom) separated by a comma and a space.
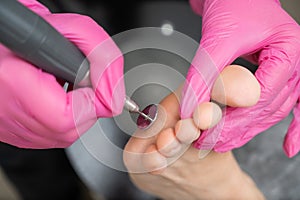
157, 128, 182, 157
175, 119, 200, 144
142, 144, 167, 174
193, 102, 222, 130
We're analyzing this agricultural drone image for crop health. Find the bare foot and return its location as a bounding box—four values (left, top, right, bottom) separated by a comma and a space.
123, 78, 264, 199
125, 65, 260, 173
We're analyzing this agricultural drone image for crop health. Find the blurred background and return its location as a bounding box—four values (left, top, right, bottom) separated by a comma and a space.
0, 0, 299, 199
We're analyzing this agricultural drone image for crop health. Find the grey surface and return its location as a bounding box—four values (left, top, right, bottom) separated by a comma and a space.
234, 113, 300, 200
66, 119, 155, 200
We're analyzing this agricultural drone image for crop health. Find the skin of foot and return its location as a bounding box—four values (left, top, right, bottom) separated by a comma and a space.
123, 65, 265, 200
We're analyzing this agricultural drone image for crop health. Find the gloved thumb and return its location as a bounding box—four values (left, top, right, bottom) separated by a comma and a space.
283, 97, 300, 158
181, 1, 254, 118
180, 39, 239, 118
44, 13, 125, 117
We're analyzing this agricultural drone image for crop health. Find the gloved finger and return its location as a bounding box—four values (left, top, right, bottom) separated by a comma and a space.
180, 38, 260, 119
283, 96, 300, 158
255, 47, 297, 106
180, 2, 259, 119
180, 44, 238, 119
43, 14, 111, 57
43, 14, 125, 116
0, 130, 55, 149
18, 0, 51, 15
210, 74, 300, 152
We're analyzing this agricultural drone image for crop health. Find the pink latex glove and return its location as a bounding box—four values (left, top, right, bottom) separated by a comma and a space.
181, 0, 300, 157
0, 0, 125, 148
283, 97, 300, 157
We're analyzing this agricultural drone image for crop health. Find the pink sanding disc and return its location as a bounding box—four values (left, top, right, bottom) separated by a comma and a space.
136, 104, 158, 129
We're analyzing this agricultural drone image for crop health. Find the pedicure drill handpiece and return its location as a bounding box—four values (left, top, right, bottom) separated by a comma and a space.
0, 0, 153, 123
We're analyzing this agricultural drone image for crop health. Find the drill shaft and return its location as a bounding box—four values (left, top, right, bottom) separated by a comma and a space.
124, 96, 154, 122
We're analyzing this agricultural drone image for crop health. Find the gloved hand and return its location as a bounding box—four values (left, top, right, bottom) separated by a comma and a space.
283, 97, 300, 157
181, 0, 300, 157
0, 0, 125, 148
